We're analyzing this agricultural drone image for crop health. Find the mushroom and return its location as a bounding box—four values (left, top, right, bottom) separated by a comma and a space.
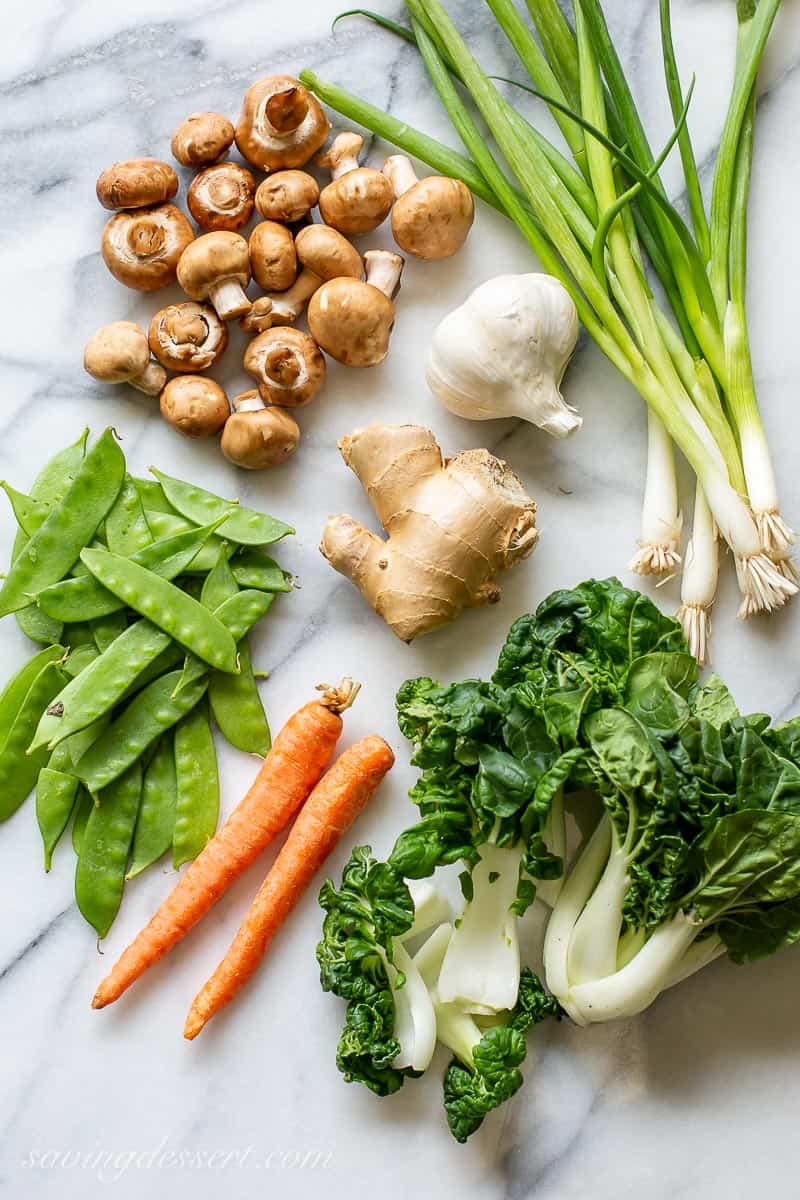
254, 170, 320, 223
84, 321, 167, 395
235, 76, 329, 171
176, 231, 252, 320
187, 162, 256, 232
249, 221, 297, 292
101, 204, 194, 292
96, 158, 178, 211
307, 249, 404, 367
171, 112, 235, 167
221, 391, 300, 468
317, 133, 394, 236
240, 297, 276, 335
160, 375, 231, 438
250, 224, 363, 328
148, 302, 228, 372
382, 156, 474, 260
244, 327, 326, 408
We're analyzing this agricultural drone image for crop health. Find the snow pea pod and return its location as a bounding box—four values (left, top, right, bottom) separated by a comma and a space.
1, 483, 43, 537
173, 702, 218, 868
11, 431, 88, 644
128, 733, 177, 878
38, 518, 227, 623
92, 611, 128, 653
64, 644, 99, 677
71, 789, 93, 854
0, 646, 65, 735
30, 620, 173, 752
231, 549, 291, 593
81, 548, 239, 674
210, 637, 271, 756
133, 477, 179, 514
0, 429, 125, 616
0, 660, 67, 821
173, 590, 275, 693
4, 488, 63, 644
75, 761, 143, 937
150, 468, 293, 547
73, 669, 209, 796
36, 743, 80, 870
200, 557, 271, 755
105, 477, 153, 556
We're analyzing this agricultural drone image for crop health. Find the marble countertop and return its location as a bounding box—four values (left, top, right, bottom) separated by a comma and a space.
2, 1, 800, 1196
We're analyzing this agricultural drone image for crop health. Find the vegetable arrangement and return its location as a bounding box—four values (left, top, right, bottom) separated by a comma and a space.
92, 680, 394, 1039
318, 577, 800, 1141
0, 429, 291, 934
84, 72, 476, 469
302, 0, 796, 661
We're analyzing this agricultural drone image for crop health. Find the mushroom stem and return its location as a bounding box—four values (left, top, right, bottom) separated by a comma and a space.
382, 155, 419, 198
209, 279, 252, 321
265, 86, 309, 134
233, 389, 267, 413
135, 359, 168, 396
318, 132, 363, 180
365, 250, 404, 300
267, 269, 322, 324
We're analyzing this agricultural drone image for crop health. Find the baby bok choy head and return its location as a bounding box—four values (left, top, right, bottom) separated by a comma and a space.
391, 675, 582, 1014
317, 846, 440, 1094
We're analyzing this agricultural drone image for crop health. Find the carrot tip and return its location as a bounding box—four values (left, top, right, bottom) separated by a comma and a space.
317, 677, 361, 714
183, 1014, 203, 1040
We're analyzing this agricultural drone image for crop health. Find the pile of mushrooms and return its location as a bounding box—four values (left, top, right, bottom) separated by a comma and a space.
84, 73, 475, 469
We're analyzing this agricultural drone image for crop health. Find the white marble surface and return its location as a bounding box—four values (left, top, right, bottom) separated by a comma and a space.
2, 1, 800, 1196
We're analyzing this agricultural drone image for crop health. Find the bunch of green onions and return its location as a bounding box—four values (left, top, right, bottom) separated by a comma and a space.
300, 0, 796, 661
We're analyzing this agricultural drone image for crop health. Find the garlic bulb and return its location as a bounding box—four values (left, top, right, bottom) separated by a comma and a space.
426, 273, 581, 438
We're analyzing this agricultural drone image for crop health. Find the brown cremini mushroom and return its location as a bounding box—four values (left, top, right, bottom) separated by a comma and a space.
96, 158, 178, 211
235, 76, 329, 171
148, 302, 228, 372
244, 327, 326, 408
171, 112, 235, 168
221, 391, 300, 468
240, 297, 275, 335
187, 162, 256, 232
160, 375, 230, 438
176, 231, 252, 320
317, 133, 394, 237
250, 224, 363, 328
307, 249, 404, 367
382, 156, 474, 260
101, 204, 194, 292
84, 321, 167, 395
249, 221, 297, 292
254, 170, 320, 223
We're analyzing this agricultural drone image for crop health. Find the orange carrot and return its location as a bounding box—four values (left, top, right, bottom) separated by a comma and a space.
183, 733, 394, 1039
92, 679, 360, 1010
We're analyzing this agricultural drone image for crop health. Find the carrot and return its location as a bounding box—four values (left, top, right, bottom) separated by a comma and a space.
92, 679, 360, 1010
183, 733, 394, 1039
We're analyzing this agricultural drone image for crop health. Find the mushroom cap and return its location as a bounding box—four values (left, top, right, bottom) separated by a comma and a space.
254, 170, 320, 223
235, 75, 329, 171
160, 375, 230, 438
307, 278, 395, 368
318, 170, 394, 237
84, 321, 151, 382
243, 327, 326, 408
295, 224, 362, 281
249, 221, 297, 292
391, 177, 474, 260
148, 302, 228, 372
171, 112, 235, 168
102, 204, 194, 292
187, 162, 256, 232
177, 231, 251, 300
96, 158, 178, 211
221, 404, 300, 468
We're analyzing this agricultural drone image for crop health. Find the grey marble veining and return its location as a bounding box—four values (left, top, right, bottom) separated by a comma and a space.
1, 2, 800, 1197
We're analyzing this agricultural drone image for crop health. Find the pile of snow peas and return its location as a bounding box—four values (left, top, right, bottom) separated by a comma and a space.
0, 428, 293, 936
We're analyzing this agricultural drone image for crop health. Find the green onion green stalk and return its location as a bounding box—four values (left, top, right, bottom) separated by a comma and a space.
300, 0, 796, 656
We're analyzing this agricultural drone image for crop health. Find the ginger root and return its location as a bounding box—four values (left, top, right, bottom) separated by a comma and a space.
320, 424, 539, 641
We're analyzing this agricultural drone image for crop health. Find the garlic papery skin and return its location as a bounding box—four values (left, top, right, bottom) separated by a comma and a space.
426, 273, 581, 438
